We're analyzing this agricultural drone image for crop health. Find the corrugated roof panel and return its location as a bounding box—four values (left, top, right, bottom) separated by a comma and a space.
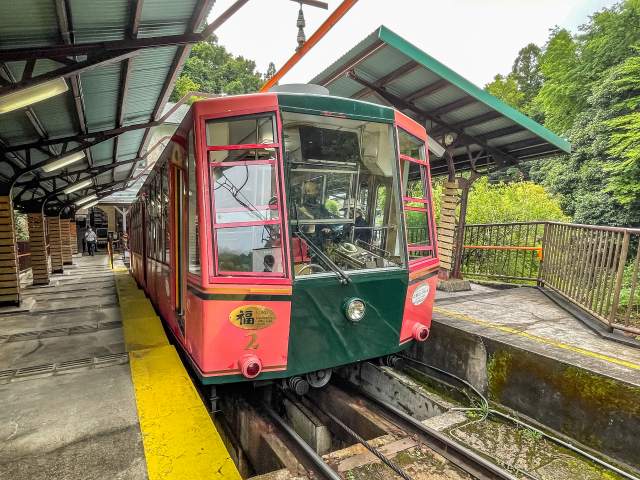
90, 138, 116, 166
465, 117, 514, 137
69, 0, 129, 43
0, 111, 36, 144
326, 76, 361, 99
138, 0, 200, 37
0, 0, 58, 48
489, 131, 533, 148
313, 30, 382, 85
31, 94, 78, 138
124, 46, 178, 124
386, 69, 439, 97
116, 130, 146, 159
355, 46, 410, 83
414, 86, 465, 112
81, 63, 121, 131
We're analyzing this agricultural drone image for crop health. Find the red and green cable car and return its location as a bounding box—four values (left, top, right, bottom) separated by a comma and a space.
129, 91, 438, 386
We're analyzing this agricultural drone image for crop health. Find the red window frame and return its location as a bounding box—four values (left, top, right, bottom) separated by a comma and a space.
397, 129, 438, 265
205, 114, 289, 280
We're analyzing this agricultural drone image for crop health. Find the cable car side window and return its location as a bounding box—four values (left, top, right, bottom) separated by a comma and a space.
206, 114, 285, 276
187, 129, 200, 275
398, 129, 435, 262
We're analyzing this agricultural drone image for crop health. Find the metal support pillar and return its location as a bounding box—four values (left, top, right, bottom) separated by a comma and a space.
0, 196, 20, 306
27, 213, 50, 285
46, 216, 64, 274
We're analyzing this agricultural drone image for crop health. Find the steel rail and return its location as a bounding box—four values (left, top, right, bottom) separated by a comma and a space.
304, 396, 413, 480
262, 404, 341, 480
354, 386, 520, 480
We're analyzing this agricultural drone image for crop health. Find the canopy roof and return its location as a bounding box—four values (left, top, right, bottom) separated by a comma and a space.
0, 0, 223, 212
311, 26, 571, 176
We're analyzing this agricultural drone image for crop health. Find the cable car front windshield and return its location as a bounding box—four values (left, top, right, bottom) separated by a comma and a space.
282, 112, 406, 278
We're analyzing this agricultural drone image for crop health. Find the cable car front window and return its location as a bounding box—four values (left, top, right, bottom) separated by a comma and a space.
207, 114, 285, 277
283, 112, 406, 277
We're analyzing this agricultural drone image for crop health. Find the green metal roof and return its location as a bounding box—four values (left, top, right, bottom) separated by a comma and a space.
0, 0, 214, 211
311, 26, 571, 176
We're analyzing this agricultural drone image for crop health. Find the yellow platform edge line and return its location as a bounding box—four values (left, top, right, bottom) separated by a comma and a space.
114, 272, 241, 480
434, 306, 640, 372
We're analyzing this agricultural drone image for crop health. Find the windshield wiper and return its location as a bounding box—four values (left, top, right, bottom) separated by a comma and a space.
295, 230, 351, 285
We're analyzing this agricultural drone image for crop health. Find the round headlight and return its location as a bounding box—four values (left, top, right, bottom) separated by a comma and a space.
345, 298, 366, 322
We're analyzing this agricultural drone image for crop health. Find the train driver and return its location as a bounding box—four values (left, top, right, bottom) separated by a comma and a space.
297, 180, 342, 248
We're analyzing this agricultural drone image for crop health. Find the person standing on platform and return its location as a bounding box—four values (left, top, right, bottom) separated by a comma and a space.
85, 227, 97, 256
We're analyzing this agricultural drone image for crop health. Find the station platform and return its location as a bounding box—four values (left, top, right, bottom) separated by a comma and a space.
423, 284, 640, 468
0, 255, 240, 480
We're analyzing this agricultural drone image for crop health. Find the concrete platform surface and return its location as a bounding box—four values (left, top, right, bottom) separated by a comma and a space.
435, 285, 640, 386
0, 255, 148, 480
0, 255, 240, 480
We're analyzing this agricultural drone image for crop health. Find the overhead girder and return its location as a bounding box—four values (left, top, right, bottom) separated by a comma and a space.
1, 0, 252, 209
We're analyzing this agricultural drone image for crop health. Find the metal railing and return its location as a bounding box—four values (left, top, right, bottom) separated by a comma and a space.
461, 222, 545, 283
458, 221, 640, 335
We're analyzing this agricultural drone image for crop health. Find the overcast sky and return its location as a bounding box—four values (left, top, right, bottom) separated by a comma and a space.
209, 0, 618, 88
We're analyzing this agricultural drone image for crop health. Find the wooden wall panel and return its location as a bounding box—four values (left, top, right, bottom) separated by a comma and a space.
437, 180, 461, 271
0, 196, 20, 305
47, 216, 64, 274
70, 221, 78, 254
28, 213, 50, 285
60, 218, 72, 265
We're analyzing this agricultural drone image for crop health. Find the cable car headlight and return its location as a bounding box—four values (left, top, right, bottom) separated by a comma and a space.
344, 298, 366, 322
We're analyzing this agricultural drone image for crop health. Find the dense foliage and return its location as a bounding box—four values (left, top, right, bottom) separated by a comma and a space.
170, 36, 274, 101
486, 0, 640, 227
432, 177, 568, 225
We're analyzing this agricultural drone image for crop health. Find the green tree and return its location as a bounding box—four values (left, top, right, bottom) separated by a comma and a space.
432, 177, 568, 225
534, 28, 582, 133
265, 62, 276, 81
511, 43, 543, 106
485, 74, 524, 109
604, 53, 640, 205
170, 36, 266, 101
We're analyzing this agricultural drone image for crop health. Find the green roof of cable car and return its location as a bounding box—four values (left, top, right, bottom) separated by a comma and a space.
277, 92, 395, 123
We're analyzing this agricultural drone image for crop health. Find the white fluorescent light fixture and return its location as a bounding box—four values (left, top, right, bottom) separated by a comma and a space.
0, 77, 69, 115
75, 194, 98, 206
82, 200, 100, 209
41, 151, 85, 173
63, 178, 93, 194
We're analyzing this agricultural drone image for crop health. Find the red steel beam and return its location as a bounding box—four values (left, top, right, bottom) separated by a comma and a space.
260, 0, 359, 92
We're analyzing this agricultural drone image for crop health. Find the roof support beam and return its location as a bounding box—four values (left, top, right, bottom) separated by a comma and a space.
134, 0, 219, 173
346, 71, 519, 167
353, 60, 419, 99
0, 49, 138, 97
430, 110, 502, 138
405, 79, 448, 102
55, 0, 93, 167
3, 119, 160, 153
429, 95, 476, 117
0, 33, 201, 62
477, 125, 524, 142
115, 0, 143, 182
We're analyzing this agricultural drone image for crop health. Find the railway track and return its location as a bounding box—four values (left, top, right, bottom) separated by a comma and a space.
262, 377, 520, 480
